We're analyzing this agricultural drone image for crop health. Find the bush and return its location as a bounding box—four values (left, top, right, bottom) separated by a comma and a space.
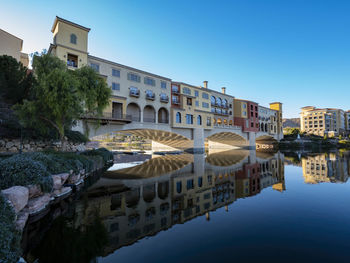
82, 148, 113, 163
23, 152, 68, 174
65, 130, 89, 143
0, 154, 53, 192
0, 194, 22, 263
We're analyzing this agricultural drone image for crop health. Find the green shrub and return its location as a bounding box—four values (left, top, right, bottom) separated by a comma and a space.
23, 152, 68, 174
0, 154, 53, 192
82, 148, 113, 163
0, 194, 21, 263
65, 130, 89, 143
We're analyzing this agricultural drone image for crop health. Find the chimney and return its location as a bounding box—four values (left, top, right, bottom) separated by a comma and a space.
221, 87, 226, 94
203, 81, 208, 89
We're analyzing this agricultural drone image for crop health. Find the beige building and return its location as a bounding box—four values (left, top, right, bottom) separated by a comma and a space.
49, 16, 172, 124
300, 106, 347, 136
258, 105, 279, 135
302, 153, 349, 184
0, 28, 29, 67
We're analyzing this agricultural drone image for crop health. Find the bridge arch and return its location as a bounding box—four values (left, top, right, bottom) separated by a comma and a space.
127, 103, 141, 122
206, 131, 248, 148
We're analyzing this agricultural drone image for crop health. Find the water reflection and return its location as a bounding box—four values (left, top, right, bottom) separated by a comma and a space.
302, 152, 350, 184
22, 150, 287, 262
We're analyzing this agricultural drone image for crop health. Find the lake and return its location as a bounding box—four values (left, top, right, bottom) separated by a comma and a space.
22, 150, 350, 263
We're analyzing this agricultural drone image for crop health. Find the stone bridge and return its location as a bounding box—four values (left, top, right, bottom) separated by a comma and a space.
74, 119, 281, 152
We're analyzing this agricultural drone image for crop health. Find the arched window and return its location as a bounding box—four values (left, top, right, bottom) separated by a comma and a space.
216, 97, 222, 107
176, 112, 181, 123
222, 99, 227, 108
265, 123, 268, 132
176, 181, 182, 194
70, 34, 77, 44
229, 120, 233, 126
217, 118, 222, 125
211, 96, 216, 106
197, 115, 202, 125
223, 119, 228, 125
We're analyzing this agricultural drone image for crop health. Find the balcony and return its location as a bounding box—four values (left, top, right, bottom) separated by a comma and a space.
146, 92, 155, 100
129, 89, 140, 98
172, 87, 180, 94
160, 95, 169, 103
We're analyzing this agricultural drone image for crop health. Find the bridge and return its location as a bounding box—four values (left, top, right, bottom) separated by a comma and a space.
74, 116, 282, 153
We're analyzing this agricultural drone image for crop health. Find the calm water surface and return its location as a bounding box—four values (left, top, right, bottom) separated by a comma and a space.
23, 150, 350, 263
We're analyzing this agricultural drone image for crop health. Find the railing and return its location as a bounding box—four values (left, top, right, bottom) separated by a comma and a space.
146, 93, 155, 100
158, 119, 169, 124
82, 112, 134, 121
143, 117, 156, 123
160, 96, 169, 103
129, 90, 140, 97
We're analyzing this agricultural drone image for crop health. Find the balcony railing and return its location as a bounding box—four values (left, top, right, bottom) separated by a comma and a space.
158, 119, 169, 124
143, 117, 156, 123
160, 96, 169, 103
146, 93, 155, 100
129, 90, 140, 97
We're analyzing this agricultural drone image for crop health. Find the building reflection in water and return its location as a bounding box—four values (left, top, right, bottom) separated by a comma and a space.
69, 150, 285, 257
302, 152, 350, 184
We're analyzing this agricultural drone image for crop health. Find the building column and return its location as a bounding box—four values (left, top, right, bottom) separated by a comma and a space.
248, 132, 256, 149
189, 128, 205, 154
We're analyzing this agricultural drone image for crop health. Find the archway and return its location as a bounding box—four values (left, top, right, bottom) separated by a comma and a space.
158, 107, 169, 124
144, 105, 156, 123
127, 103, 141, 122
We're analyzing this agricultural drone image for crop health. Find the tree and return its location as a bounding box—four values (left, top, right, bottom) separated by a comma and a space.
14, 53, 111, 150
0, 55, 33, 104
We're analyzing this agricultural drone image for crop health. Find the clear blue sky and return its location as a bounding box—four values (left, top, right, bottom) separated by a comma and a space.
1, 0, 349, 118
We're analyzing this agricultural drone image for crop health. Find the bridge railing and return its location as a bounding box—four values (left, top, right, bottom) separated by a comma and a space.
82, 112, 133, 121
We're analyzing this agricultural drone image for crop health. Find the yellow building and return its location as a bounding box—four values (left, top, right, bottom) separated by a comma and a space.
0, 28, 29, 67
300, 106, 346, 137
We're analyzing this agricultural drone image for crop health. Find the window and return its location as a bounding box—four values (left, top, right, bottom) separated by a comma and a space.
160, 93, 168, 102
70, 34, 77, 44
187, 98, 192, 106
195, 101, 199, 107
202, 92, 209, 99
172, 95, 180, 104
222, 99, 227, 108
112, 69, 120, 77
144, 77, 155, 86
183, 87, 191, 95
202, 102, 209, 108
197, 115, 202, 125
67, 54, 78, 68
198, 177, 203, 187
207, 117, 211, 126
176, 181, 182, 193
243, 111, 247, 116
186, 114, 193, 124
127, 72, 141, 82
243, 104, 247, 109
146, 90, 155, 99
187, 179, 194, 190
172, 85, 180, 93
90, 63, 99, 72
195, 90, 199, 97
161, 81, 167, 89
216, 97, 222, 107
112, 82, 120, 91
176, 112, 181, 123
255, 106, 258, 111
251, 105, 253, 110
129, 86, 139, 96
211, 96, 216, 106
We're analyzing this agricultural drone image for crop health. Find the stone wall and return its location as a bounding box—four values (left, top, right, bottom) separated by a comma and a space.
0, 138, 86, 153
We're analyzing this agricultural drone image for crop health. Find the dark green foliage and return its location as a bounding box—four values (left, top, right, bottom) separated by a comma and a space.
0, 55, 33, 104
0, 154, 53, 192
82, 148, 113, 163
0, 194, 21, 263
65, 130, 89, 143
32, 215, 108, 263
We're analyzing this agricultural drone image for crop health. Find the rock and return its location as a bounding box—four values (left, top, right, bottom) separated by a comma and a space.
60, 173, 70, 184
68, 173, 81, 184
52, 175, 63, 190
9, 146, 18, 152
6, 141, 14, 149
27, 185, 42, 198
1, 186, 29, 213
26, 194, 51, 215
24, 144, 30, 149
16, 211, 29, 231
0, 139, 5, 147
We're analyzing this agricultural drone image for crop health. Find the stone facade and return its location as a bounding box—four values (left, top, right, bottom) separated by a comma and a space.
0, 138, 86, 153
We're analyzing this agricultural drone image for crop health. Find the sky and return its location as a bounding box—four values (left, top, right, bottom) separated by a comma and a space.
1, 0, 349, 118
